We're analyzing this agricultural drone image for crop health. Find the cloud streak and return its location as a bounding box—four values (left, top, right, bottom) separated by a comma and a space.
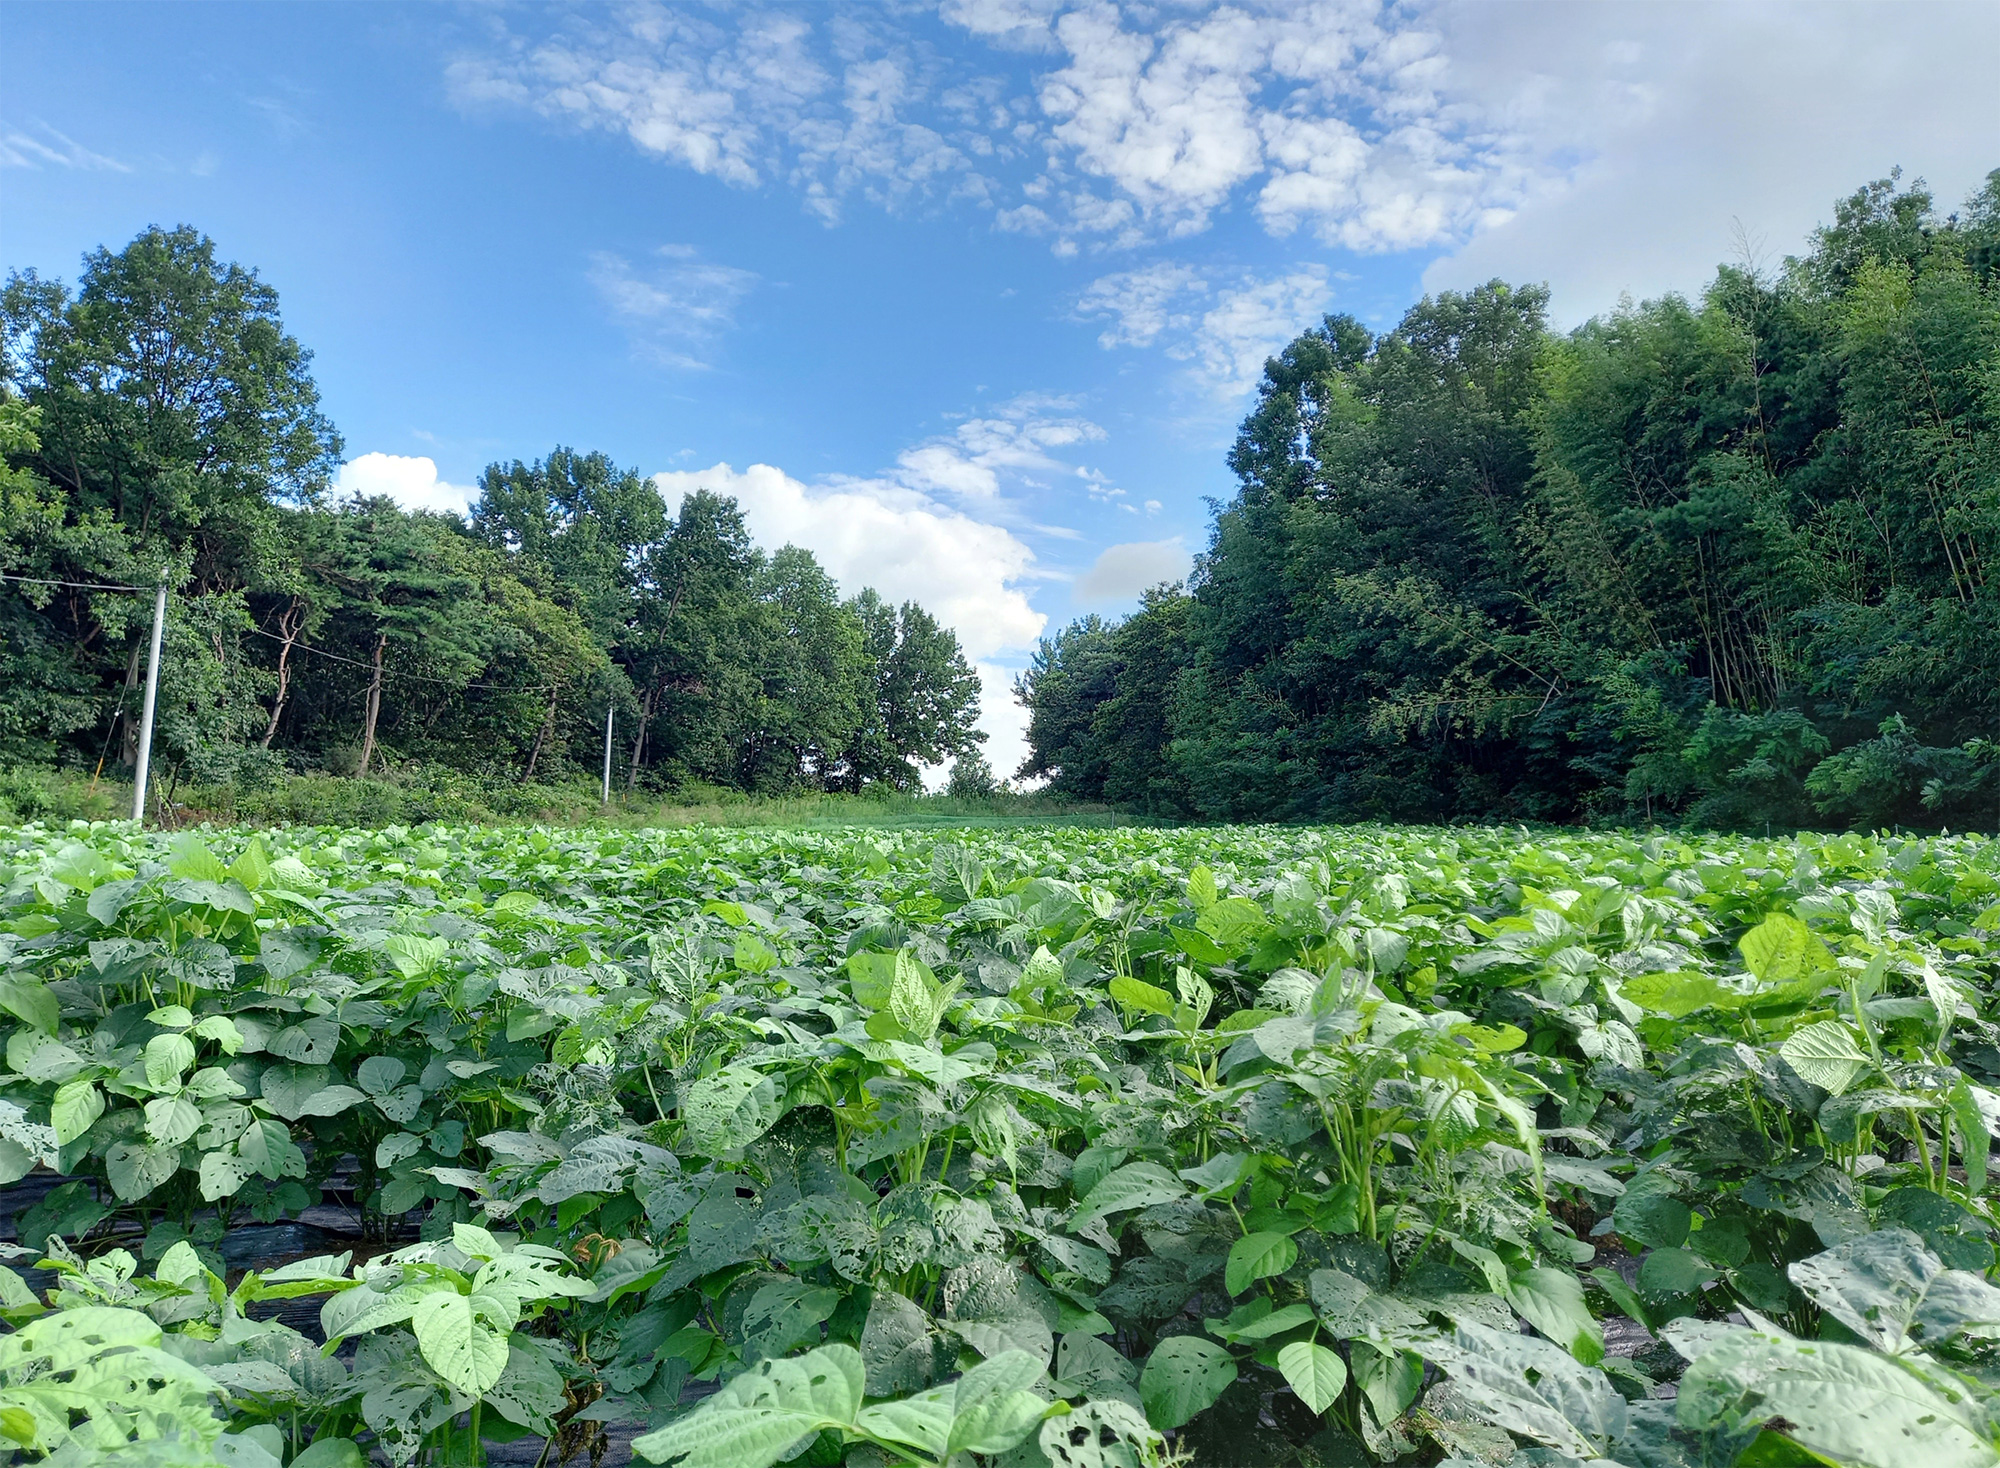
588, 246, 758, 367
0, 120, 129, 171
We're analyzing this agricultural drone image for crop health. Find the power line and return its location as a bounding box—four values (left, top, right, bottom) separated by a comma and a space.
7, 568, 562, 694
0, 571, 153, 593
241, 628, 556, 696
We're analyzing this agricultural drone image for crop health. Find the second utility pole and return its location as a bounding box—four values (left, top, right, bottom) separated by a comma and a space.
601, 700, 614, 806
131, 575, 169, 825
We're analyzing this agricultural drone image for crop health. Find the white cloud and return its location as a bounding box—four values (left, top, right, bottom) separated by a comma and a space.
650, 462, 1044, 663
447, 1, 1993, 274
1072, 537, 1190, 605
1081, 262, 1331, 397
447, 3, 1524, 250
336, 453, 481, 516
449, 9, 970, 226
893, 394, 1107, 502
1418, 1, 2000, 324
588, 247, 758, 366
1026, 2, 1521, 247
1183, 267, 1332, 397
0, 121, 129, 171
1076, 262, 1205, 348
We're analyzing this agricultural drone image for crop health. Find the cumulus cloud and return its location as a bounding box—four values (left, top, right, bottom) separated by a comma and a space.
1080, 262, 1332, 397
1184, 268, 1332, 397
893, 394, 1107, 502
448, 8, 969, 225
336, 453, 481, 516
1072, 537, 1191, 606
1076, 262, 1204, 348
446, 1, 1992, 273
589, 246, 758, 367
446, 2, 1523, 250
972, 658, 1036, 786
650, 462, 1044, 662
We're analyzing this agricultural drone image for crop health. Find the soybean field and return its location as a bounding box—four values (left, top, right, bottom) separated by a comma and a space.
2, 819, 1999, 1468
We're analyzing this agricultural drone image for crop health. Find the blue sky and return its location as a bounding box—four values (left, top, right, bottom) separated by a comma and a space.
4, 1, 1994, 779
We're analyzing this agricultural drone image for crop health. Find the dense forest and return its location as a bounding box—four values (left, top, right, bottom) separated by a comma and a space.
0, 228, 987, 803
1018, 169, 2000, 831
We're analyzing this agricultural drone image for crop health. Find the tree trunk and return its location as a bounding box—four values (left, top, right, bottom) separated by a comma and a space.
358, 632, 386, 776
523, 687, 557, 781
260, 599, 305, 748
118, 636, 143, 768
626, 683, 657, 790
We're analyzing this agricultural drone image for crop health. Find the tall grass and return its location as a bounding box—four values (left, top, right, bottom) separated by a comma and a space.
0, 763, 1141, 831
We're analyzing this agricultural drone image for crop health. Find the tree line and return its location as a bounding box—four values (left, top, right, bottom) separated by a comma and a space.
0, 228, 987, 798
1018, 170, 2000, 831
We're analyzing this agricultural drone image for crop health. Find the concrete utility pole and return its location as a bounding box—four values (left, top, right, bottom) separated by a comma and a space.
601, 701, 615, 806
131, 576, 168, 825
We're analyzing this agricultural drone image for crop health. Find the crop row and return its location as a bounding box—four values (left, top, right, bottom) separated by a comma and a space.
1, 819, 1998, 1467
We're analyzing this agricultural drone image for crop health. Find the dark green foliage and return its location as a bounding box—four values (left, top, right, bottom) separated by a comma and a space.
1, 229, 985, 798
1020, 170, 2000, 831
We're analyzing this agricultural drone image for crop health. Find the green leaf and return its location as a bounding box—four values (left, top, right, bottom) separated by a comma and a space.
1588, 1267, 1652, 1334
947, 1390, 1053, 1458
1225, 1232, 1298, 1296
1187, 866, 1217, 912
1108, 975, 1175, 1017
1178, 1152, 1248, 1197
1071, 1162, 1186, 1230
190, 1015, 243, 1053
105, 1139, 181, 1200
1949, 1081, 1990, 1196
138, 1032, 195, 1092
632, 1345, 864, 1468
1612, 1189, 1691, 1250
411, 1289, 511, 1395
1277, 1340, 1347, 1415
1778, 1020, 1872, 1096
1639, 1247, 1719, 1300
1671, 1317, 1997, 1468
1787, 1228, 2000, 1354
889, 948, 952, 1041
356, 1055, 407, 1096
680, 1065, 784, 1156
1739, 913, 1835, 990
1138, 1335, 1236, 1431
268, 1016, 340, 1066
143, 1094, 202, 1148
1505, 1265, 1603, 1363
198, 1149, 253, 1202
254, 1060, 330, 1118
289, 1438, 365, 1468
1424, 1320, 1623, 1459
0, 984, 57, 1040
855, 1395, 953, 1458
1197, 897, 1269, 950
237, 1118, 308, 1180
229, 839, 272, 892
50, 1080, 104, 1146
1213, 1301, 1315, 1343
1622, 970, 1740, 1019
86, 879, 140, 927
860, 1289, 939, 1396
381, 933, 446, 978
846, 950, 898, 1010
